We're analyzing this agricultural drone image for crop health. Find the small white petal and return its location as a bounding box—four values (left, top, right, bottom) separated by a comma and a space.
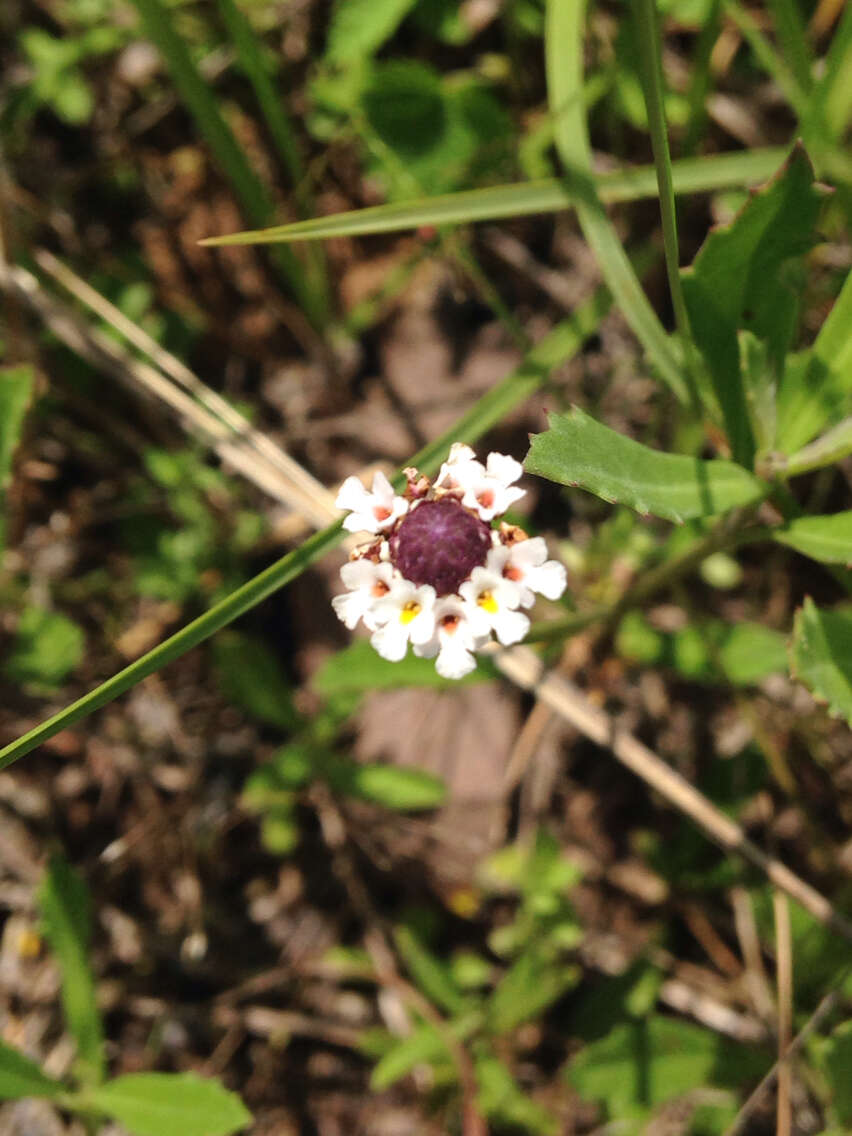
335, 475, 371, 513
371, 621, 409, 662
485, 452, 523, 487
331, 590, 369, 630
435, 639, 478, 680
530, 560, 567, 600
492, 607, 529, 646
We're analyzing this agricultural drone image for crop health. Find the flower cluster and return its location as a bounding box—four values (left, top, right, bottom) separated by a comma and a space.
332, 445, 567, 679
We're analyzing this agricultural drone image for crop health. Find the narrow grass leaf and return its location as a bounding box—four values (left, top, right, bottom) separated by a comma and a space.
0, 293, 606, 773
814, 1, 852, 140
774, 513, 852, 565
0, 1042, 65, 1101
199, 149, 788, 246
369, 1023, 448, 1090
526, 409, 766, 522
476, 1054, 557, 1135
792, 598, 852, 724
0, 365, 34, 554
781, 414, 852, 477
683, 145, 823, 467
394, 925, 464, 1014
90, 1072, 251, 1136
38, 855, 105, 1085
128, 0, 319, 323
546, 0, 686, 402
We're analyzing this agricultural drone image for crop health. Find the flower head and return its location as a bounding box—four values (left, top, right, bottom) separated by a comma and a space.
331, 446, 567, 678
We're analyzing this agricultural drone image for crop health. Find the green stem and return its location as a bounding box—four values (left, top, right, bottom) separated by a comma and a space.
632, 0, 701, 415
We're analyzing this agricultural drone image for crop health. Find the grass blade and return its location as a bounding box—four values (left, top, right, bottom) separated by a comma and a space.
0, 292, 608, 771
632, 0, 701, 411
129, 0, 326, 327
200, 147, 789, 246
546, 0, 687, 403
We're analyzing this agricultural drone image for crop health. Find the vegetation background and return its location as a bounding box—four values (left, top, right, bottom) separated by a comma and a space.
1, 0, 851, 1132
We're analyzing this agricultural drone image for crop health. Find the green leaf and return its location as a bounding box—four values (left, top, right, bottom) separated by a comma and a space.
360, 64, 511, 196
326, 0, 418, 61
566, 1015, 766, 1115
394, 924, 464, 1014
547, 0, 686, 403
0, 365, 34, 555
326, 759, 447, 810
525, 409, 766, 522
476, 1054, 557, 1135
0, 1041, 65, 1101
488, 951, 578, 1033
822, 1021, 852, 1123
38, 855, 105, 1085
90, 1072, 251, 1136
369, 1023, 449, 1090
213, 631, 297, 730
4, 608, 85, 690
792, 598, 852, 724
313, 639, 496, 695
199, 147, 787, 246
774, 512, 852, 565
127, 0, 322, 327
682, 145, 824, 466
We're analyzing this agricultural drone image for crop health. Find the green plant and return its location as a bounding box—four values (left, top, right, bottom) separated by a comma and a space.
0, 855, 250, 1136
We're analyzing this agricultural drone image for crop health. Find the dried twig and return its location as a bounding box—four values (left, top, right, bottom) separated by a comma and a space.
773, 891, 793, 1136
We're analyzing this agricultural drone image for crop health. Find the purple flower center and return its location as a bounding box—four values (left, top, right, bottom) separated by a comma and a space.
392, 499, 492, 596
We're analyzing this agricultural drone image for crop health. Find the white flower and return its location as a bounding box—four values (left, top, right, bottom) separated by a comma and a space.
459, 566, 529, 646
369, 580, 437, 662
486, 539, 567, 609
414, 595, 492, 680
459, 452, 526, 522
335, 471, 408, 534
434, 443, 482, 491
331, 559, 395, 630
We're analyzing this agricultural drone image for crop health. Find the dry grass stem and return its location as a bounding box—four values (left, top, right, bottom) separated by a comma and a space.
773, 891, 793, 1136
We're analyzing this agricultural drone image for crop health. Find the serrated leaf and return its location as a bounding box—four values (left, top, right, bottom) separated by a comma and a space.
313, 639, 495, 695
90, 1072, 251, 1136
326, 0, 417, 62
0, 1041, 64, 1101
682, 145, 824, 467
525, 409, 765, 522
326, 759, 446, 810
38, 855, 104, 1085
792, 598, 852, 724
775, 512, 852, 564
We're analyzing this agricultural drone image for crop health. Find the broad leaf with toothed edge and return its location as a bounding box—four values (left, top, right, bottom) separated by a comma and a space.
525, 409, 765, 523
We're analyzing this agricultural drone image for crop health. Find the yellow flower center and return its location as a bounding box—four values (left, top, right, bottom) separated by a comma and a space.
477, 589, 498, 614
399, 601, 421, 624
